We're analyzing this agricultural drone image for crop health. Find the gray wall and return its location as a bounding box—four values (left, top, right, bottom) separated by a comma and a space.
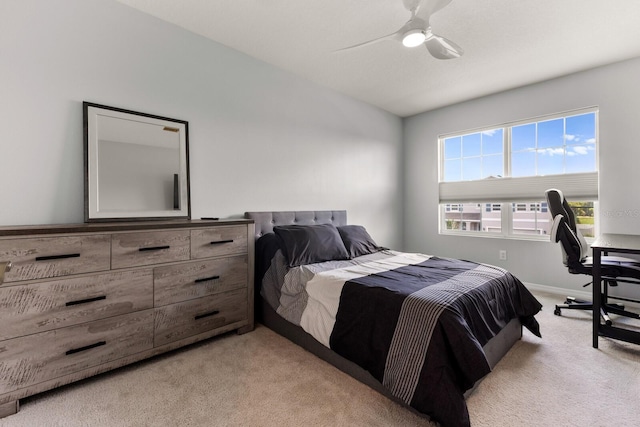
0, 0, 403, 248
404, 57, 640, 295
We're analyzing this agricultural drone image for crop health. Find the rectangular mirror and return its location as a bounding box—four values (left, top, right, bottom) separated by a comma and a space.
84, 102, 190, 222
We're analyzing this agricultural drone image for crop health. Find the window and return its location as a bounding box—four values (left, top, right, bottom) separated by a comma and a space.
568, 201, 595, 238
529, 203, 548, 213
443, 129, 504, 181
512, 201, 551, 236
439, 108, 598, 239
444, 203, 493, 232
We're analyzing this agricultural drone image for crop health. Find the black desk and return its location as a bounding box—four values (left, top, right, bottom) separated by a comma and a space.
591, 233, 640, 348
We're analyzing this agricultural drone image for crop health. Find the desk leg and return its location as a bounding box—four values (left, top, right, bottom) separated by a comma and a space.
592, 248, 602, 348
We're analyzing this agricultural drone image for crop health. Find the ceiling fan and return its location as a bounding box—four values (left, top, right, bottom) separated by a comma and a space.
337, 0, 463, 60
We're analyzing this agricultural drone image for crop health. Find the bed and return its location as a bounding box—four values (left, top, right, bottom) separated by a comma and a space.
244, 210, 542, 427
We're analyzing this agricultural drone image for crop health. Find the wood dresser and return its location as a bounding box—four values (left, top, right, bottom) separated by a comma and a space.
0, 219, 254, 418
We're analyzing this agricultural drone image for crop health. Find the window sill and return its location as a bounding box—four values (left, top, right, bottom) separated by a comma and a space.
439, 230, 549, 242
438, 230, 595, 244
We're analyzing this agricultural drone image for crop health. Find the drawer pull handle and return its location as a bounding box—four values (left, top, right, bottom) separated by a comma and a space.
209, 240, 233, 245
35, 253, 80, 262
138, 245, 170, 252
194, 310, 220, 320
195, 275, 220, 283
66, 341, 106, 355
66, 295, 107, 306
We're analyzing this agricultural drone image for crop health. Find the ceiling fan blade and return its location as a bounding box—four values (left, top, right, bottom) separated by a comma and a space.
415, 0, 453, 20
335, 30, 401, 52
402, 0, 422, 13
425, 34, 463, 59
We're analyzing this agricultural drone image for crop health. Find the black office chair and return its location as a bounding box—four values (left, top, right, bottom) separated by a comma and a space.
545, 188, 640, 324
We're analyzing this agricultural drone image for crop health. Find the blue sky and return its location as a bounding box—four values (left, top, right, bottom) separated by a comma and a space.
443, 112, 596, 181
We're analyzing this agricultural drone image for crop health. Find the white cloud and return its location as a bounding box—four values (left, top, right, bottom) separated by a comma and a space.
566, 134, 576, 142
482, 129, 497, 136
542, 148, 565, 156
573, 146, 589, 155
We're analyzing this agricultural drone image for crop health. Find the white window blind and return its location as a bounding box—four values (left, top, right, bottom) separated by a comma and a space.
439, 171, 598, 203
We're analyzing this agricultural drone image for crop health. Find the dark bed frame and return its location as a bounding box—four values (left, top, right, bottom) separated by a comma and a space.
244, 210, 522, 415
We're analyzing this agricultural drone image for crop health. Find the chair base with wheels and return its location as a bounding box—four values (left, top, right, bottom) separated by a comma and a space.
554, 296, 592, 317
553, 293, 637, 326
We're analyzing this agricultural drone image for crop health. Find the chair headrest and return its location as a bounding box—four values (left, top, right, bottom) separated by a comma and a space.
545, 188, 578, 232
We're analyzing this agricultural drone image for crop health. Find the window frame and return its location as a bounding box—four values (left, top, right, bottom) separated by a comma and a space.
438, 107, 598, 241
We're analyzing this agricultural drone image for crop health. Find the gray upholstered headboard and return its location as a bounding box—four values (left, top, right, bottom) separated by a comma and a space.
244, 210, 347, 239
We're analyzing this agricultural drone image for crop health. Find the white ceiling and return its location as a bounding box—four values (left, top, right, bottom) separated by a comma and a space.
116, 0, 640, 117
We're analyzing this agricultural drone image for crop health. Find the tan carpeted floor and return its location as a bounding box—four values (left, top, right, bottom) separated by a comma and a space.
1, 290, 639, 427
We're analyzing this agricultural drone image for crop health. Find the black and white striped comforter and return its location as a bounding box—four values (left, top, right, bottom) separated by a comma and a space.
261, 249, 542, 427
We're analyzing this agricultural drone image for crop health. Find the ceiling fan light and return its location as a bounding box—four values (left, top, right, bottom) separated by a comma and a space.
402, 29, 426, 47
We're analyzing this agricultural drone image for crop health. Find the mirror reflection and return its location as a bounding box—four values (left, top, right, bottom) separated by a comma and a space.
84, 102, 190, 221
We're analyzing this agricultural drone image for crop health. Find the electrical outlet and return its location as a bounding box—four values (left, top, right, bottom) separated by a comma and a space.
499, 250, 507, 260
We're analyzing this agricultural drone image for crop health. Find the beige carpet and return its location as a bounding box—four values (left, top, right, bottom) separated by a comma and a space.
1, 290, 639, 427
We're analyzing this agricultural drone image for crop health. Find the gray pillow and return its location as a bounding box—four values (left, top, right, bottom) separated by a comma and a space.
337, 225, 383, 258
274, 224, 349, 267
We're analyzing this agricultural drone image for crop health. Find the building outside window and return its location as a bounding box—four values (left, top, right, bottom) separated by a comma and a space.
439, 108, 598, 239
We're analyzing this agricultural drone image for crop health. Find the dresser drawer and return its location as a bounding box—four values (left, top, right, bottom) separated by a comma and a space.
154, 288, 247, 346
154, 255, 248, 306
0, 235, 110, 283
191, 226, 248, 259
0, 310, 154, 395
111, 230, 190, 269
0, 269, 153, 341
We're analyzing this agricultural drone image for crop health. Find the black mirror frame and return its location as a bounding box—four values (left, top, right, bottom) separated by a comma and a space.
83, 101, 191, 222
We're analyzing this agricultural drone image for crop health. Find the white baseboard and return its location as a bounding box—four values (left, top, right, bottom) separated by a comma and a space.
524, 282, 640, 309
523, 282, 591, 299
